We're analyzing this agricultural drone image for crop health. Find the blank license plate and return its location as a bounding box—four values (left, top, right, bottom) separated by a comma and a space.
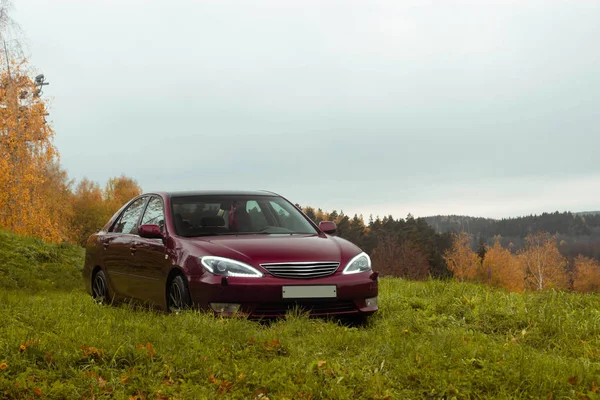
282, 285, 337, 299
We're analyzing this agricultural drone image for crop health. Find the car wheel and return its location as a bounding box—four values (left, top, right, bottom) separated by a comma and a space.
92, 270, 109, 304
167, 275, 191, 313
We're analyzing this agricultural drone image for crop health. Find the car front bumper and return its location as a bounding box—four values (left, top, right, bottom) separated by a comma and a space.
187, 270, 379, 318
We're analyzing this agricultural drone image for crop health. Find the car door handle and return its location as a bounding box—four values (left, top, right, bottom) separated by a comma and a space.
130, 245, 137, 254
103, 243, 109, 250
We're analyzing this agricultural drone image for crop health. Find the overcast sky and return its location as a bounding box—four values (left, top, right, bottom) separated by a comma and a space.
13, 0, 600, 220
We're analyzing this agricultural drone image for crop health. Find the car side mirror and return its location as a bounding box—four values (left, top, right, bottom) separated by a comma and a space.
319, 221, 337, 234
139, 224, 164, 239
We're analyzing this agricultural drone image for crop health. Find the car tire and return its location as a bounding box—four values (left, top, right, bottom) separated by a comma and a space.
92, 269, 110, 304
167, 275, 191, 313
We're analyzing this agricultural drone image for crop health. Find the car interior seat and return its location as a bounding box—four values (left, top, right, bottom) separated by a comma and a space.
234, 205, 253, 232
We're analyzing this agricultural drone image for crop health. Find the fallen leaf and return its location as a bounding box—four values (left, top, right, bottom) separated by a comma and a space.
97, 376, 106, 388
568, 376, 579, 386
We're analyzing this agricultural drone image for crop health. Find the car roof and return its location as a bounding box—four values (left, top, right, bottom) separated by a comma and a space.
161, 190, 280, 198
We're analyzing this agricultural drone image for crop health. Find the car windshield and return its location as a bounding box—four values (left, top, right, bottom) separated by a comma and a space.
170, 194, 319, 237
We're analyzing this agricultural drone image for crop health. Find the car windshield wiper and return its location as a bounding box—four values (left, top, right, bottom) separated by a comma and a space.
189, 231, 318, 237
186, 232, 224, 237
244, 231, 317, 235
210, 232, 285, 236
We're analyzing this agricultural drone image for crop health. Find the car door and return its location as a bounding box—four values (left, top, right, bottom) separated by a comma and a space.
129, 195, 169, 306
102, 196, 148, 299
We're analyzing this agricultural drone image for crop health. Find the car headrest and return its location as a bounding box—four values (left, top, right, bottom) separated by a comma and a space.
201, 216, 225, 227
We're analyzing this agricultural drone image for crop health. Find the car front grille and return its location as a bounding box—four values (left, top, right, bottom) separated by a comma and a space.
260, 261, 340, 279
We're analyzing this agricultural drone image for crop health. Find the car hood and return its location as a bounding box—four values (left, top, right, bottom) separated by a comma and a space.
185, 234, 359, 266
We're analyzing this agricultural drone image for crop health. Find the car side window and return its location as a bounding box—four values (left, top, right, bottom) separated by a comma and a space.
141, 197, 165, 232
112, 197, 147, 234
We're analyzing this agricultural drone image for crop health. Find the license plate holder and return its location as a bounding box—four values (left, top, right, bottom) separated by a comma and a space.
282, 285, 337, 299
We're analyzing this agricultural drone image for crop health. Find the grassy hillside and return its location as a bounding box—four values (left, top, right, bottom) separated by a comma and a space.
0, 230, 84, 292
1, 230, 600, 399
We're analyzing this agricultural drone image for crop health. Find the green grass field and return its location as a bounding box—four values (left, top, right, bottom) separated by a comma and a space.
1, 230, 600, 399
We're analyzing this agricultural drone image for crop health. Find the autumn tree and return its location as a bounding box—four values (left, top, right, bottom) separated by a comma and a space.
37, 161, 75, 242
572, 255, 600, 293
483, 240, 525, 292
0, 8, 66, 241
71, 178, 109, 245
371, 235, 430, 279
443, 232, 482, 282
518, 231, 569, 291
313, 208, 326, 223
103, 174, 142, 215
303, 206, 316, 222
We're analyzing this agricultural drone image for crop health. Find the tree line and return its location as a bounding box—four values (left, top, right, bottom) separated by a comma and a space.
443, 231, 600, 293
425, 212, 600, 261
300, 208, 600, 292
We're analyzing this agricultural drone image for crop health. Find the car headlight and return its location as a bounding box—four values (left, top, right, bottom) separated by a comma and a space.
200, 256, 263, 278
342, 252, 372, 275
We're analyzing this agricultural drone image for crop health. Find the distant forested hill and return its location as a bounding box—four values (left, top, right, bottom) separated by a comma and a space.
423, 211, 600, 260
574, 211, 600, 216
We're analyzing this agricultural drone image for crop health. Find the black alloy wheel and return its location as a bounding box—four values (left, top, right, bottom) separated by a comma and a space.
92, 270, 109, 304
168, 275, 191, 313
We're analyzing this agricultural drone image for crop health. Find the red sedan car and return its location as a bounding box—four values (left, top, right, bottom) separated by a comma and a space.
83, 190, 379, 320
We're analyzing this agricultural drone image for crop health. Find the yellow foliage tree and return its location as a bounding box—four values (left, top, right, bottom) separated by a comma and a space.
312, 208, 328, 223
0, 49, 65, 241
572, 255, 600, 293
443, 232, 482, 282
518, 232, 569, 291
72, 178, 109, 245
483, 240, 525, 292
38, 161, 75, 242
103, 174, 143, 216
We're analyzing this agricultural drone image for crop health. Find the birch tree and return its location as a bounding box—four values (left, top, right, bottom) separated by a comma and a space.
519, 232, 568, 291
